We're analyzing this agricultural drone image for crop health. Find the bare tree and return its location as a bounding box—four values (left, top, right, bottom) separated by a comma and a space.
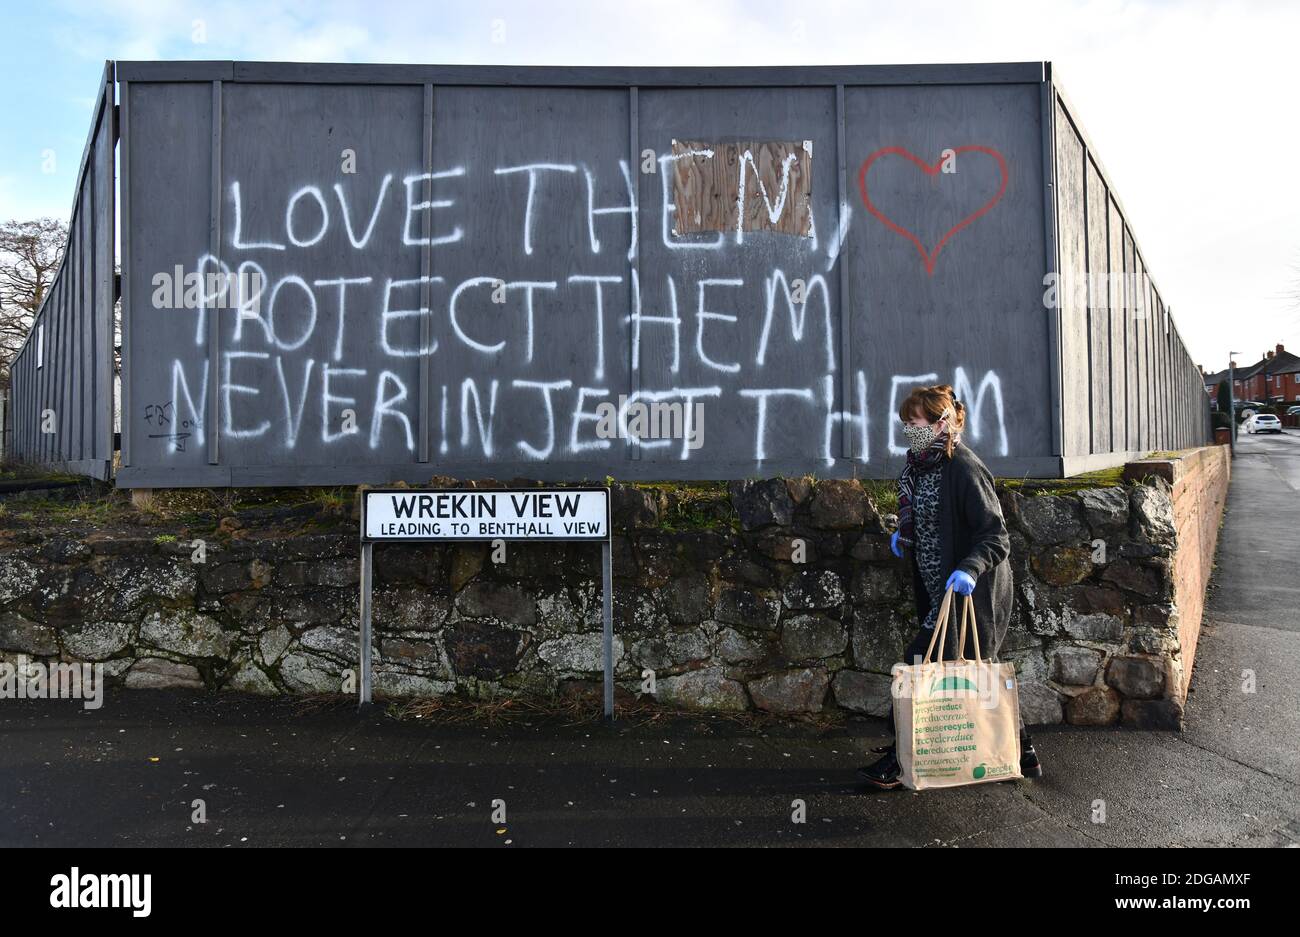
0, 217, 68, 388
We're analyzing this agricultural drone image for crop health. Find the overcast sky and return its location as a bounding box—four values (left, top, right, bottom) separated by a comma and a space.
2, 0, 1296, 370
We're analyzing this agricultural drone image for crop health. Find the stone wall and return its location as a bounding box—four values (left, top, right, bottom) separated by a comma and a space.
0, 447, 1230, 728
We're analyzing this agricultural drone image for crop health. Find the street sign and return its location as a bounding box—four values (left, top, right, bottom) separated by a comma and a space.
355, 486, 616, 719
362, 487, 610, 542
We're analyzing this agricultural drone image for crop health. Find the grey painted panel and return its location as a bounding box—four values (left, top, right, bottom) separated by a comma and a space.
1180, 319, 1190, 439
71, 203, 84, 461
52, 275, 63, 461
842, 82, 1046, 470
119, 75, 1055, 478
1175, 340, 1185, 447
1175, 345, 1185, 447
56, 276, 67, 460
1084, 156, 1110, 455
9, 360, 17, 457
80, 181, 94, 460
43, 284, 52, 460
1172, 340, 1180, 449
207, 80, 222, 464
56, 230, 68, 459
24, 353, 32, 457
34, 291, 44, 460
120, 80, 133, 466
1053, 98, 1088, 457
95, 91, 115, 465
1106, 196, 1124, 452
1127, 236, 1137, 451
47, 275, 58, 462
1180, 328, 1190, 441
14, 357, 21, 457
1156, 298, 1165, 448
1169, 308, 1179, 445
1153, 298, 1165, 447
638, 86, 839, 469
1040, 83, 1061, 458
41, 278, 52, 462
79, 180, 91, 460
428, 85, 633, 470
122, 77, 1052, 483
212, 81, 425, 469
1124, 230, 1137, 452
834, 84, 852, 458
1180, 323, 1190, 444
1132, 251, 1146, 452
1140, 251, 1151, 451
1168, 309, 1178, 446
1142, 284, 1150, 451
1159, 296, 1170, 449
1180, 327, 1190, 439
1115, 218, 1128, 451
64, 247, 75, 455
124, 80, 214, 468
65, 216, 78, 456
1155, 296, 1165, 445
1169, 309, 1179, 446
22, 353, 28, 456
52, 273, 62, 461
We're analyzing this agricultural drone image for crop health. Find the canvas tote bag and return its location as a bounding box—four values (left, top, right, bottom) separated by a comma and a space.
892, 586, 1023, 790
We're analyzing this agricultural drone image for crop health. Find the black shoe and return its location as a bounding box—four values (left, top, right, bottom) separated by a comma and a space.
856, 744, 903, 790
1019, 735, 1043, 778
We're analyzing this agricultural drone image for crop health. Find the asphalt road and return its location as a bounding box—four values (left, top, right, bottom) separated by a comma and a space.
1, 435, 1298, 847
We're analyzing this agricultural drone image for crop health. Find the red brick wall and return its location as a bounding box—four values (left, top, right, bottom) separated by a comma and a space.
1168, 446, 1230, 698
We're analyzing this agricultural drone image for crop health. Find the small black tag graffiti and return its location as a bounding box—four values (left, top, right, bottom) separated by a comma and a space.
145, 400, 198, 451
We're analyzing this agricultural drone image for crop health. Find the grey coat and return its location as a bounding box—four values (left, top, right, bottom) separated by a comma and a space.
904, 439, 1014, 662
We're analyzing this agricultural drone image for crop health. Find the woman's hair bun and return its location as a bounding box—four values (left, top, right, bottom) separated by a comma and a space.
933, 383, 962, 411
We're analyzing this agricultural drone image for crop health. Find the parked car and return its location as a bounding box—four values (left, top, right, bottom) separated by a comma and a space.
1245, 413, 1282, 434
1287, 405, 1300, 417
1235, 400, 1268, 420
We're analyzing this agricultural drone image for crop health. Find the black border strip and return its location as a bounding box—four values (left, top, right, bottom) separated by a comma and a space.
113, 60, 1047, 86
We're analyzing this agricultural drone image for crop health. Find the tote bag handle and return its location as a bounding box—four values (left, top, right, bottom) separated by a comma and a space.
921, 586, 958, 665
955, 592, 986, 664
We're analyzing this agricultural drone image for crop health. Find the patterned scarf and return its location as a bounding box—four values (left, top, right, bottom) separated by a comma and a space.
896, 430, 950, 548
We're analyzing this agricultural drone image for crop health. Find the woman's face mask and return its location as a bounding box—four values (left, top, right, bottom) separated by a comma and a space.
902, 409, 952, 453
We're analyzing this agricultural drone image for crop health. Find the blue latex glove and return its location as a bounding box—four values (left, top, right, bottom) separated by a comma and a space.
890, 530, 903, 557
945, 569, 976, 595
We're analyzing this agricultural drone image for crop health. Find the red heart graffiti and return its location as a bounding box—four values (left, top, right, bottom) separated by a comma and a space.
857, 145, 1009, 275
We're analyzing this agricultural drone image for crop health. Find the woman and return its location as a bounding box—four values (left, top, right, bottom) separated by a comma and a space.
857, 383, 1042, 789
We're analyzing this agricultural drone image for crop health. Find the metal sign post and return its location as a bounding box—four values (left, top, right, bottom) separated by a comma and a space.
601, 536, 613, 720
1227, 352, 1240, 455
358, 540, 374, 711
357, 487, 615, 721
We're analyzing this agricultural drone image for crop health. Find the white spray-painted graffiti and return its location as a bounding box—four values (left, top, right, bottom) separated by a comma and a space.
160, 151, 1010, 467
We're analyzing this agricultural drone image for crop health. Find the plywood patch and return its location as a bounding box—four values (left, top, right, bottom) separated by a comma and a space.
671, 139, 812, 237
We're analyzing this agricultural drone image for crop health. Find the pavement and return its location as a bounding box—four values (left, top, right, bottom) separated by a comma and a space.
2, 432, 1299, 847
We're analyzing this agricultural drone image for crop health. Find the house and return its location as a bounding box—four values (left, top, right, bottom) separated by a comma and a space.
1202, 343, 1298, 411
1264, 344, 1300, 404
1202, 365, 1229, 406
1229, 349, 1275, 402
